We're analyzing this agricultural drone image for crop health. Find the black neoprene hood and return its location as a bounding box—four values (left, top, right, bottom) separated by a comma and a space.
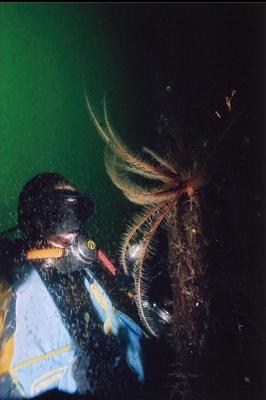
18, 172, 95, 238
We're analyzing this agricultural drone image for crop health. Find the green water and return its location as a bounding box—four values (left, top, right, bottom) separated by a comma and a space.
0, 3, 132, 247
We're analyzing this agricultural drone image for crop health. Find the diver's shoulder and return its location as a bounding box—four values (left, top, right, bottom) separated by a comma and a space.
0, 237, 24, 269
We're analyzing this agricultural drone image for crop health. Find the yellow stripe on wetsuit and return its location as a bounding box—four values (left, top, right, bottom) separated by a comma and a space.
0, 281, 15, 377
90, 281, 117, 335
31, 366, 67, 396
11, 345, 72, 372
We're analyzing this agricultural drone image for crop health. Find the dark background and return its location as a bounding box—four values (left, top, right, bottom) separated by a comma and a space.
93, 4, 266, 400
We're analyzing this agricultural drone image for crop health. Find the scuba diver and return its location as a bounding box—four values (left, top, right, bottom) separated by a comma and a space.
0, 172, 144, 399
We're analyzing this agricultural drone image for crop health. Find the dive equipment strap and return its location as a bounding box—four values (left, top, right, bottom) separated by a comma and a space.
26, 241, 117, 276
26, 248, 64, 260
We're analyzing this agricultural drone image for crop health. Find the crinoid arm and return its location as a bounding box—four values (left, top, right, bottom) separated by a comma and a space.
142, 146, 178, 176
120, 203, 167, 274
86, 93, 197, 338
105, 148, 183, 206
84, 89, 110, 145
85, 94, 177, 184
129, 201, 175, 336
104, 148, 166, 205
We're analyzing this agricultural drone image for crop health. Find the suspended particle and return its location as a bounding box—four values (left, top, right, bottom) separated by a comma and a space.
84, 312, 90, 323
214, 111, 222, 119
203, 139, 208, 148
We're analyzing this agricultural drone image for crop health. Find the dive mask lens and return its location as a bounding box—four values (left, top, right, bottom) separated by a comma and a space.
37, 192, 95, 235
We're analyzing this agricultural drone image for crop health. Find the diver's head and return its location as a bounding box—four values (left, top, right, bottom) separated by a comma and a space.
18, 172, 95, 243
